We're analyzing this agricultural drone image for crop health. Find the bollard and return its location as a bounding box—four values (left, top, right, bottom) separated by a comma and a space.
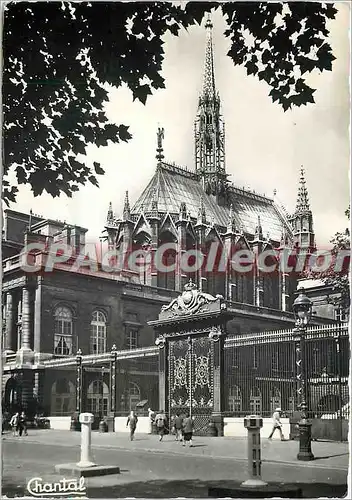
241, 415, 268, 488
76, 413, 96, 468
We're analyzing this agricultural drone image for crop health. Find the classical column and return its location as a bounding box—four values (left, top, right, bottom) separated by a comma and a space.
21, 287, 31, 349
16, 286, 34, 365
209, 326, 226, 436
5, 291, 15, 352
34, 277, 42, 353
155, 335, 167, 413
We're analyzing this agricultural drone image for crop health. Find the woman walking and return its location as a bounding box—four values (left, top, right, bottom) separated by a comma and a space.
182, 413, 194, 447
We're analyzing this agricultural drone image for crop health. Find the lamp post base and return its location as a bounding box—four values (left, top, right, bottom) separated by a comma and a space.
297, 420, 314, 461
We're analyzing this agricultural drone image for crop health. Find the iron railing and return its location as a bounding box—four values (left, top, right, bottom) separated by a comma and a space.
223, 323, 349, 420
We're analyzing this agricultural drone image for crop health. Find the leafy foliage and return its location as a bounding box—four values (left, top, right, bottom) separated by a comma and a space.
305, 207, 350, 314
3, 1, 338, 204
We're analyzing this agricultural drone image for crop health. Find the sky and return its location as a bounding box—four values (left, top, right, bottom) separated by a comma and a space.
8, 3, 351, 247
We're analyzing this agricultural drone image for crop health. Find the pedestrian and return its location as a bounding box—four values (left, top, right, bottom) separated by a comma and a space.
268, 407, 285, 441
154, 411, 167, 441
126, 411, 138, 441
173, 413, 183, 442
9, 412, 19, 437
148, 408, 155, 434
18, 411, 28, 437
182, 412, 194, 447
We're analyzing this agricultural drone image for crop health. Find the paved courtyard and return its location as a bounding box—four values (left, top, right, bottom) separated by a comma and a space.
1, 430, 349, 498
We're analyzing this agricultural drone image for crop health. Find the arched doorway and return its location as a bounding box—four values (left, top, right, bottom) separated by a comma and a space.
87, 380, 109, 417
4, 376, 21, 413
121, 382, 141, 412
317, 394, 342, 418
51, 379, 75, 416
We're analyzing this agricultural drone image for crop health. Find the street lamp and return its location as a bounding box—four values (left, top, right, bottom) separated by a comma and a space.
293, 288, 314, 461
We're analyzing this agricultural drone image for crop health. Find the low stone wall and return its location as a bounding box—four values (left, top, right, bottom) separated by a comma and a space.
224, 417, 290, 439
48, 416, 71, 430
114, 416, 151, 434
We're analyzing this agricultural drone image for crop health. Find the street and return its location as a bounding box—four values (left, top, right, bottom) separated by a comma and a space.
1, 430, 349, 498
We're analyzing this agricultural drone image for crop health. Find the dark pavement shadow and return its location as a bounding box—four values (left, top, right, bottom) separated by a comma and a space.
314, 453, 350, 460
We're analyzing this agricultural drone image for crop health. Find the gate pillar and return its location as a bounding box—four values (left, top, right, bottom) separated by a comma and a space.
156, 335, 168, 413
209, 326, 226, 436
150, 280, 231, 436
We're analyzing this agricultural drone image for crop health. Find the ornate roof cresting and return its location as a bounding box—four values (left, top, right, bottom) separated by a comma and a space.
160, 279, 224, 318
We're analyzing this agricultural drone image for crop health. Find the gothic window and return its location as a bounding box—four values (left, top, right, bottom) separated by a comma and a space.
228, 385, 242, 415
54, 306, 73, 355
87, 380, 109, 416
249, 387, 262, 415
90, 311, 107, 354
158, 231, 176, 291
51, 379, 75, 416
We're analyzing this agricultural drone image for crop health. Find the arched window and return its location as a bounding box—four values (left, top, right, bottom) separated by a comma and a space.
270, 387, 281, 414
90, 311, 107, 354
121, 382, 141, 412
51, 379, 75, 416
54, 306, 73, 355
87, 380, 109, 416
228, 385, 242, 415
249, 387, 262, 415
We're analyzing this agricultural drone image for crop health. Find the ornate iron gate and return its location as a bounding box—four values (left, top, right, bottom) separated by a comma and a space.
169, 334, 213, 435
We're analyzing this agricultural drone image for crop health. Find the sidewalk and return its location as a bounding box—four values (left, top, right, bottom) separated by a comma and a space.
2, 430, 349, 498
3, 429, 349, 470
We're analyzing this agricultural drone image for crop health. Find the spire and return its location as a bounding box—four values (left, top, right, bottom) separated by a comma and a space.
122, 191, 131, 221
194, 14, 227, 201
202, 14, 216, 101
197, 195, 207, 225
295, 167, 310, 213
254, 215, 263, 240
280, 225, 290, 248
156, 127, 165, 164
289, 166, 315, 252
226, 203, 236, 234
28, 209, 33, 232
179, 202, 187, 221
106, 202, 114, 224
149, 187, 159, 219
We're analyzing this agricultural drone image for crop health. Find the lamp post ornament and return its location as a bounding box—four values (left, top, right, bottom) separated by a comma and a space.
293, 288, 314, 461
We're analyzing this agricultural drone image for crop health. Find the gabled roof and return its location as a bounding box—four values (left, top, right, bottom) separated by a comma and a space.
132, 162, 292, 242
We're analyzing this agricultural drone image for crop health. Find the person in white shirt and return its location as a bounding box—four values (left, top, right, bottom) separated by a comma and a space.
268, 407, 285, 441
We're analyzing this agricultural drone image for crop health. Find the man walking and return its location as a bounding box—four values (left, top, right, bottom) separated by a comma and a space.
268, 407, 285, 441
126, 411, 138, 441
154, 411, 167, 441
173, 414, 183, 442
18, 411, 28, 437
9, 412, 19, 437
